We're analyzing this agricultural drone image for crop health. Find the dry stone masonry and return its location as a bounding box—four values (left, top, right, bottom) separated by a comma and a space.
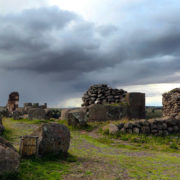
82, 84, 127, 106
163, 88, 180, 117
80, 84, 146, 121
105, 116, 180, 136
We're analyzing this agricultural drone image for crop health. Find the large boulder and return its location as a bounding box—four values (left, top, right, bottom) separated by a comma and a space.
67, 109, 87, 127
31, 123, 70, 155
0, 137, 20, 176
28, 108, 46, 120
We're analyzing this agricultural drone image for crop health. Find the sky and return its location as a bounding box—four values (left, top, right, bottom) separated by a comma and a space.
0, 0, 180, 107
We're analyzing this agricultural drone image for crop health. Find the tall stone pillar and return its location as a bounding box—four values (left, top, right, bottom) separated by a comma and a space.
126, 92, 145, 119
7, 92, 19, 113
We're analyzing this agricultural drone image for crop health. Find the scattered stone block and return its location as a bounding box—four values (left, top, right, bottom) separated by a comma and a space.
0, 137, 20, 176
31, 123, 70, 156
67, 109, 87, 127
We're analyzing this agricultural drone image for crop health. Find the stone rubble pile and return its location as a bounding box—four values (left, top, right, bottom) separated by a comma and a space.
163, 88, 180, 117
82, 84, 127, 107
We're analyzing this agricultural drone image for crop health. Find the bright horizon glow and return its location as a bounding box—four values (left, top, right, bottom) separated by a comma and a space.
56, 83, 180, 108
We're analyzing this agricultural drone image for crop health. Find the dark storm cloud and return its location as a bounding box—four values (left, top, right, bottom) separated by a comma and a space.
0, 5, 180, 106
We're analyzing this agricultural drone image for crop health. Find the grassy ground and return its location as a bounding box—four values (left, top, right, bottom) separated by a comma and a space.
1, 118, 180, 180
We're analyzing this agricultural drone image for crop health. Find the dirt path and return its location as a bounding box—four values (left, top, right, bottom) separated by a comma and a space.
64, 131, 180, 180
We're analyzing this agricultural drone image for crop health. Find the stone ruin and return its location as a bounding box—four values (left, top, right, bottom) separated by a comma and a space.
4, 92, 60, 120
7, 92, 19, 113
82, 84, 127, 106
20, 123, 70, 157
61, 84, 146, 126
163, 88, 180, 118
104, 117, 180, 136
82, 84, 145, 121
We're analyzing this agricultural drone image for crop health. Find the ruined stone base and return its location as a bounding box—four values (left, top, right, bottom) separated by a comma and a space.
87, 104, 129, 122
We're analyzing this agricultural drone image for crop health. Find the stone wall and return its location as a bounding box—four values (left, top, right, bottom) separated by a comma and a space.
116, 117, 180, 136
82, 84, 127, 107
86, 104, 129, 122
24, 103, 47, 113
163, 88, 180, 117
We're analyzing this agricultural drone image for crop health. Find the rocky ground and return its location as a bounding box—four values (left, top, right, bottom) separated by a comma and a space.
2, 118, 180, 180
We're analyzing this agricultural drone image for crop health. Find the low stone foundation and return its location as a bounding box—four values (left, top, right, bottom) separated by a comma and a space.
116, 117, 180, 136
87, 104, 129, 122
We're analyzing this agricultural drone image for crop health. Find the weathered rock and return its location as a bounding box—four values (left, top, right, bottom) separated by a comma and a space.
141, 126, 150, 134
163, 88, 180, 117
7, 92, 19, 113
87, 104, 129, 122
60, 109, 74, 120
28, 108, 46, 120
31, 123, 70, 155
133, 127, 140, 134
103, 124, 119, 135
0, 137, 20, 176
67, 109, 87, 127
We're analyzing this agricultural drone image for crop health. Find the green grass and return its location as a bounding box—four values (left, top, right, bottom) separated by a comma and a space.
16, 153, 77, 180
1, 117, 180, 179
70, 132, 180, 180
1, 154, 75, 180
100, 129, 180, 152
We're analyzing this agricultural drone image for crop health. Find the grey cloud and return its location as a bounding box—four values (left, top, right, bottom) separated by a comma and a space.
0, 5, 180, 106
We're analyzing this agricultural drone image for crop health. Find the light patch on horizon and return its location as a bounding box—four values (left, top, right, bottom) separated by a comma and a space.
120, 83, 180, 106
56, 98, 83, 108
58, 83, 180, 108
